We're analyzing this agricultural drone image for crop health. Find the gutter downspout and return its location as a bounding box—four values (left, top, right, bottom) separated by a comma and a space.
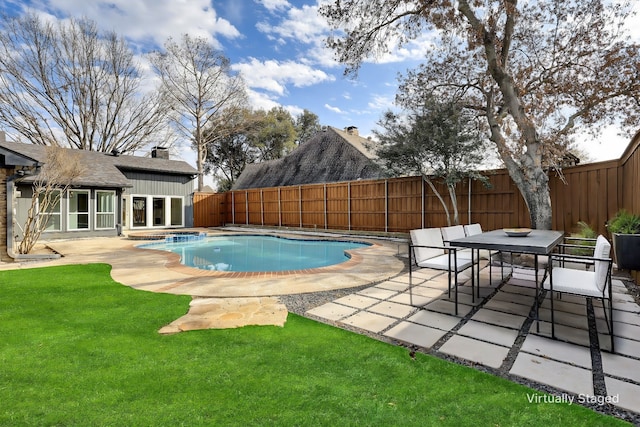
6, 172, 61, 261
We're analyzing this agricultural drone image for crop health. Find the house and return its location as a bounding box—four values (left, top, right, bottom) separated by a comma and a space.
0, 133, 197, 261
232, 126, 384, 190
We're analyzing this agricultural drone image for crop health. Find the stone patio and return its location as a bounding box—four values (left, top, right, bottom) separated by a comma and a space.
307, 264, 640, 418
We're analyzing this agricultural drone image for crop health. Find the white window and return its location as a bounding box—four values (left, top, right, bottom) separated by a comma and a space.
68, 190, 90, 230
38, 190, 61, 231
128, 195, 185, 229
95, 191, 116, 229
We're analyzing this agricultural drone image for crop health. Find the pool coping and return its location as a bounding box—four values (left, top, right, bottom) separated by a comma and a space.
5, 228, 407, 298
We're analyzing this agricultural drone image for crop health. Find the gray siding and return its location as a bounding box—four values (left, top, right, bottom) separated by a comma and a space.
121, 171, 195, 228
13, 184, 121, 240
121, 171, 194, 197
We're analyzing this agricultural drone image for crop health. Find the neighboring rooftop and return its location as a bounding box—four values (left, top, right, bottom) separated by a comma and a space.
232, 126, 384, 190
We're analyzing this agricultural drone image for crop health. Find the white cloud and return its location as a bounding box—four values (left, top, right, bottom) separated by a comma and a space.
232, 57, 334, 95
257, 0, 291, 13
367, 94, 395, 111
256, 4, 329, 44
324, 104, 344, 114
30, 0, 241, 48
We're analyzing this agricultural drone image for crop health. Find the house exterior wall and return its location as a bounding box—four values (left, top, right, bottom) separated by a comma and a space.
0, 168, 10, 261
13, 184, 122, 240
120, 171, 194, 229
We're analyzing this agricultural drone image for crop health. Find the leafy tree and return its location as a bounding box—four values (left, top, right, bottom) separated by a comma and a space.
203, 109, 258, 191
0, 14, 168, 153
374, 98, 488, 225
321, 0, 640, 229
249, 107, 297, 161
295, 109, 322, 144
149, 34, 248, 191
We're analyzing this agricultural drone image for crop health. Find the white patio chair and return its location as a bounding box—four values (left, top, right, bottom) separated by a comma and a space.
541, 235, 614, 352
409, 228, 473, 315
464, 223, 506, 284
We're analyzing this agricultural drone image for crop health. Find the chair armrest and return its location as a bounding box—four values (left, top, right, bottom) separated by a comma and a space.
549, 252, 611, 266
409, 243, 453, 252
563, 236, 597, 243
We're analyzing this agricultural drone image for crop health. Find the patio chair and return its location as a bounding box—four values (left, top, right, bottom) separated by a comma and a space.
541, 235, 614, 352
409, 228, 473, 315
464, 223, 506, 280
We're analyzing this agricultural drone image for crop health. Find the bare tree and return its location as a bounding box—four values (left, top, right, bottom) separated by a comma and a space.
0, 13, 169, 154
149, 34, 248, 191
16, 147, 85, 254
321, 0, 640, 229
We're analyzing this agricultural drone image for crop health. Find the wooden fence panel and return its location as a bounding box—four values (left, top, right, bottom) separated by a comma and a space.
350, 180, 386, 231
326, 183, 349, 229
280, 186, 301, 227
193, 192, 226, 227
300, 184, 326, 228
262, 188, 280, 226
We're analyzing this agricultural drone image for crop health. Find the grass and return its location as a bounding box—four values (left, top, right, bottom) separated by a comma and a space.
0, 264, 629, 426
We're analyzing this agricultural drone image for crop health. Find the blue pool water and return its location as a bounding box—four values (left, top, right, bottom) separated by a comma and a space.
138, 234, 370, 272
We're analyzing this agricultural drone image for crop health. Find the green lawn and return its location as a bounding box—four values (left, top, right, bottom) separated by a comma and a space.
0, 264, 628, 426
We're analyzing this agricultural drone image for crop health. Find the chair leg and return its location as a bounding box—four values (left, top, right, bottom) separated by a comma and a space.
602, 297, 615, 353
550, 286, 555, 339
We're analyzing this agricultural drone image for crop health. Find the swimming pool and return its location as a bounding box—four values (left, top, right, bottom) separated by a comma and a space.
138, 234, 371, 272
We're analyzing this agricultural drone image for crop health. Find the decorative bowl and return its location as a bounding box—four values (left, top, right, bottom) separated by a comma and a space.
503, 228, 532, 237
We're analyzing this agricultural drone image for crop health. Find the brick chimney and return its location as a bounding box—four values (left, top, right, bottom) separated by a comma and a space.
345, 126, 359, 136
151, 146, 169, 159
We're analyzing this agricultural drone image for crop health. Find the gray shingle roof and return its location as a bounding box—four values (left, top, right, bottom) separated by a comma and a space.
0, 141, 197, 188
232, 126, 383, 190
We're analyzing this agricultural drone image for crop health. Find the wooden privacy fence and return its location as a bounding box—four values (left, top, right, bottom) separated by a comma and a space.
192, 131, 640, 238
193, 154, 623, 237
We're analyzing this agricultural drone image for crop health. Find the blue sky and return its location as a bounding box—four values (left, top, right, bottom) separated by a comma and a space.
1, 0, 637, 176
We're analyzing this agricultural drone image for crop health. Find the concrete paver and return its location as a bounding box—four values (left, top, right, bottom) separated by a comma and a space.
368, 300, 415, 318
340, 311, 397, 333
406, 310, 461, 331
439, 335, 510, 369
602, 352, 640, 384
457, 320, 519, 348
520, 334, 591, 368
471, 308, 526, 330
384, 321, 447, 348
605, 377, 640, 413
510, 353, 593, 395
306, 302, 358, 321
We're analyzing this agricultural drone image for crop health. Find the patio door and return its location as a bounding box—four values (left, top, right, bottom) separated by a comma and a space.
132, 196, 147, 227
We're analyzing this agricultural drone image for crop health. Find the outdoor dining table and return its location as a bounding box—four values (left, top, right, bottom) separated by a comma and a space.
449, 229, 564, 317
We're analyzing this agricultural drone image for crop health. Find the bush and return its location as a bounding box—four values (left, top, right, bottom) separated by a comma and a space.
608, 209, 640, 234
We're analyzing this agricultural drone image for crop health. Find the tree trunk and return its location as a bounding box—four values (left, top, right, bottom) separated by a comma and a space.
502, 156, 552, 230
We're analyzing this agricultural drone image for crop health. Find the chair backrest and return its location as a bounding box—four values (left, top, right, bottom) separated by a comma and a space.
410, 228, 444, 263
594, 235, 612, 291
464, 223, 483, 236
441, 225, 466, 245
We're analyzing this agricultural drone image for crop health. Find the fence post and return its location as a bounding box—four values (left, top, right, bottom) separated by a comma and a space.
299, 185, 302, 228
260, 189, 264, 226
421, 177, 425, 228
232, 191, 235, 225
324, 183, 328, 229
348, 181, 352, 231
385, 179, 389, 232
245, 190, 249, 225
278, 187, 282, 227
